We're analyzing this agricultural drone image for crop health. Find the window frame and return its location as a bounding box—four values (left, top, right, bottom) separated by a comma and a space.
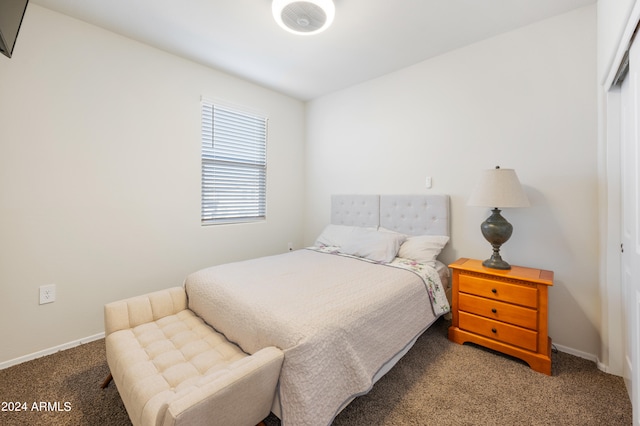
201, 100, 268, 225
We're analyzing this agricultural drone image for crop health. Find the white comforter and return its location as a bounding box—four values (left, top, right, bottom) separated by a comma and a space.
184, 248, 448, 426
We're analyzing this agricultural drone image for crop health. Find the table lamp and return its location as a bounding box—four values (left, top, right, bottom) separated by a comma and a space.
467, 166, 529, 270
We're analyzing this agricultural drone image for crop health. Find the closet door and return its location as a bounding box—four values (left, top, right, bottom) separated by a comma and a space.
621, 35, 640, 423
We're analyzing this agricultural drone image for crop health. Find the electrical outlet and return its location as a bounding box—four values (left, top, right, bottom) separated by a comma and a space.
425, 176, 432, 188
39, 284, 56, 305
287, 242, 293, 251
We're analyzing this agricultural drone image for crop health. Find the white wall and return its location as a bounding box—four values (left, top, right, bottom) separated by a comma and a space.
305, 6, 599, 357
0, 3, 604, 367
0, 5, 306, 364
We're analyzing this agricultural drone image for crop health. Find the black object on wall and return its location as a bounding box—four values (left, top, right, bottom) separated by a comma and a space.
0, 0, 29, 58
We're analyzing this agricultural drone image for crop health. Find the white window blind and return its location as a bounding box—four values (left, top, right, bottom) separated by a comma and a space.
201, 101, 267, 225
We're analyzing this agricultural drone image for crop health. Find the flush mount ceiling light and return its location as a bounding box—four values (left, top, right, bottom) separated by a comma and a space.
272, 0, 335, 36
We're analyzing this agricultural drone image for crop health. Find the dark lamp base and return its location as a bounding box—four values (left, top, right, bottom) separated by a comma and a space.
482, 255, 511, 270
480, 208, 514, 270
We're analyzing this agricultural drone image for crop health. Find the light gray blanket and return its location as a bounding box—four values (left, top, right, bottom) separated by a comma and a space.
185, 249, 445, 426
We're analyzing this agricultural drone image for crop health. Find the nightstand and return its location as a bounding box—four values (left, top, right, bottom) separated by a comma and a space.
448, 258, 554, 375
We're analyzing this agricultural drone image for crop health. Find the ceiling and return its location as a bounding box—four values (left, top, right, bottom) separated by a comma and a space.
31, 0, 596, 101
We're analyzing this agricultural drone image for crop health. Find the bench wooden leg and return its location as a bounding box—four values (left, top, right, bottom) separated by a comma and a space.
101, 373, 113, 389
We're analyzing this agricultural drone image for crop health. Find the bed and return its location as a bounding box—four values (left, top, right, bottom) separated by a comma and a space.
184, 194, 450, 426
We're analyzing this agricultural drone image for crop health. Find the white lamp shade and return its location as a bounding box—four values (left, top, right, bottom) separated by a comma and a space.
272, 0, 335, 35
468, 168, 530, 208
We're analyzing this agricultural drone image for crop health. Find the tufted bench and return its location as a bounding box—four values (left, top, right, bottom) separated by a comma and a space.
102, 287, 283, 426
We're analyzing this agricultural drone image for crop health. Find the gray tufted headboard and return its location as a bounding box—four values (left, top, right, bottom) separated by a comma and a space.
330, 194, 450, 236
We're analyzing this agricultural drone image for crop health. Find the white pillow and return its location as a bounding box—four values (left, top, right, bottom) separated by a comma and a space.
314, 224, 359, 247
339, 228, 406, 263
398, 235, 450, 266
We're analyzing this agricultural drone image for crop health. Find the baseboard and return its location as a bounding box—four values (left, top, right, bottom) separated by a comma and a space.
0, 333, 613, 376
0, 332, 105, 370
553, 342, 598, 363
554, 343, 625, 376
597, 359, 611, 374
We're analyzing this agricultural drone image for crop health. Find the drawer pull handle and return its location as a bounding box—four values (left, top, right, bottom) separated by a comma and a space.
491, 308, 497, 314
491, 288, 497, 294
491, 328, 497, 333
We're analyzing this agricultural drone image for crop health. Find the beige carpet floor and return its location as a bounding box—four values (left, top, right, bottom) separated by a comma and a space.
0, 318, 632, 425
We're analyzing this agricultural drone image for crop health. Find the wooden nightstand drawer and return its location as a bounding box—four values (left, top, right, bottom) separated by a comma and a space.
459, 273, 537, 308
459, 311, 538, 352
458, 293, 537, 330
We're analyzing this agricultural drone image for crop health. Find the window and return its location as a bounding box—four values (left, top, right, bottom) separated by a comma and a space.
201, 101, 267, 225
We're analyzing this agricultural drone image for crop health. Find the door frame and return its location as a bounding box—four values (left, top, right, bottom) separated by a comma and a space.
602, 3, 640, 421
